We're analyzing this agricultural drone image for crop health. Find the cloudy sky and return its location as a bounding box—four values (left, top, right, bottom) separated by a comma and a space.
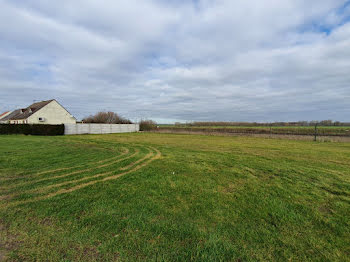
0, 0, 349, 122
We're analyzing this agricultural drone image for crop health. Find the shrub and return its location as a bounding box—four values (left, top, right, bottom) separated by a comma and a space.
139, 120, 157, 131
0, 124, 64, 136
83, 112, 132, 124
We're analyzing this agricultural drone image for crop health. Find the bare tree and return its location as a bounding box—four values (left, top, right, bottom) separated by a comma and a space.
83, 111, 132, 124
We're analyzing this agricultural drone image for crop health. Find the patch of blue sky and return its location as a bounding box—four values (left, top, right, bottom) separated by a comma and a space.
21, 61, 57, 86
295, 1, 350, 36
0, 48, 54, 85
318, 1, 350, 34
338, 0, 350, 22
144, 50, 179, 69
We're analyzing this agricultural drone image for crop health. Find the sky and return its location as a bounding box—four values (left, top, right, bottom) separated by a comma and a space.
0, 0, 349, 123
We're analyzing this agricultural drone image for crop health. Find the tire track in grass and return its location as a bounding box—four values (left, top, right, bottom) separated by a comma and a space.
119, 149, 155, 170
30, 148, 151, 194
35, 147, 129, 176
6, 148, 135, 192
44, 147, 161, 198
34, 149, 138, 183
4, 147, 161, 206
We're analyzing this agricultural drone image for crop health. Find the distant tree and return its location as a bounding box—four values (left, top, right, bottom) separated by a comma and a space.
319, 120, 333, 126
310, 120, 319, 126
165, 121, 350, 127
298, 121, 308, 126
83, 111, 132, 124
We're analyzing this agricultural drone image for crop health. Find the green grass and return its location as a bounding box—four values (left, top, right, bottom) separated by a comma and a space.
0, 133, 350, 261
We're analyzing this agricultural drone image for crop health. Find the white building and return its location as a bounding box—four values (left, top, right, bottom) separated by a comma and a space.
0, 99, 77, 124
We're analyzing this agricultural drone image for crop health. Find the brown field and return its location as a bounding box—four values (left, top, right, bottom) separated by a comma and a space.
153, 128, 350, 142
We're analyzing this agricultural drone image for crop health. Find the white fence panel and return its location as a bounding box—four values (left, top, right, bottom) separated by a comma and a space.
64, 124, 139, 135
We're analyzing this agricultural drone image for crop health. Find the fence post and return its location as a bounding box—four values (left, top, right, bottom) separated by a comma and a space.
314, 123, 318, 141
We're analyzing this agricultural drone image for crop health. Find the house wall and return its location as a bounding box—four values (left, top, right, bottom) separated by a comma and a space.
64, 124, 139, 135
27, 100, 76, 124
9, 120, 27, 124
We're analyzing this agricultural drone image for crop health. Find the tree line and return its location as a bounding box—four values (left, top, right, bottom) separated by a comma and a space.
174, 120, 350, 127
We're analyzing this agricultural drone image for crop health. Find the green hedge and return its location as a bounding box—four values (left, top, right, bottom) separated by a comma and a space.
0, 124, 64, 136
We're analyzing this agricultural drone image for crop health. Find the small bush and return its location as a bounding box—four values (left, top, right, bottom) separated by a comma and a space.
139, 120, 157, 131
0, 124, 64, 136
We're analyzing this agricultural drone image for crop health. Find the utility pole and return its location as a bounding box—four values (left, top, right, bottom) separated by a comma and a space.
314, 123, 318, 141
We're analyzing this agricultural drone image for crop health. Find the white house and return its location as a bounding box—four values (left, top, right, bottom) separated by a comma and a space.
0, 99, 77, 124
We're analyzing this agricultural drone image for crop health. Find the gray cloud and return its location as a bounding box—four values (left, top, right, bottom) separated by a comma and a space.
0, 0, 349, 122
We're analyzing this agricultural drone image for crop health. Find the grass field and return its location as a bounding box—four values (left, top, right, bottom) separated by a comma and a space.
1, 133, 350, 261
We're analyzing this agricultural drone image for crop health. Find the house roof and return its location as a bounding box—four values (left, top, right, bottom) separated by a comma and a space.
0, 111, 10, 120
0, 109, 22, 121
1, 100, 54, 121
